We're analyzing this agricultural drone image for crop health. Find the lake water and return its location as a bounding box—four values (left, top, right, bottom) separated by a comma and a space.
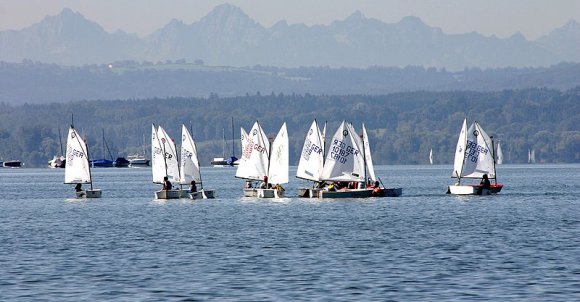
1, 164, 579, 301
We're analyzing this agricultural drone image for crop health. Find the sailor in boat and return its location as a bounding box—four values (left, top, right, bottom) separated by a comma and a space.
75, 183, 86, 198
479, 174, 491, 195
274, 183, 285, 195
189, 180, 197, 193
245, 180, 253, 188
260, 176, 272, 189
162, 176, 172, 191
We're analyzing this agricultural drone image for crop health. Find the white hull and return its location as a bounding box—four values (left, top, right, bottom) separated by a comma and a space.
155, 189, 181, 199
189, 189, 216, 199
447, 184, 503, 195
243, 188, 284, 198
298, 188, 323, 198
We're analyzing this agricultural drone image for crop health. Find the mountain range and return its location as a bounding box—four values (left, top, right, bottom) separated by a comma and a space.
1, 4, 579, 70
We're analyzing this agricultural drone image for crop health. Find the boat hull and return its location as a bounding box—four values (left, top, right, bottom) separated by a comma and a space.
319, 189, 373, 199
3, 160, 22, 168
77, 189, 102, 198
298, 188, 323, 198
155, 190, 181, 199
243, 188, 284, 198
447, 184, 503, 195
371, 187, 403, 197
190, 189, 216, 199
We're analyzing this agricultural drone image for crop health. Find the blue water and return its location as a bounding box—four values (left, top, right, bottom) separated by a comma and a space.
1, 165, 579, 301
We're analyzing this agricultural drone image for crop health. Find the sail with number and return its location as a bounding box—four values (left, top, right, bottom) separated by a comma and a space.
65, 126, 92, 184
180, 125, 201, 185
268, 123, 289, 184
296, 120, 325, 182
321, 121, 365, 182
151, 124, 179, 183
453, 120, 496, 179
235, 121, 270, 180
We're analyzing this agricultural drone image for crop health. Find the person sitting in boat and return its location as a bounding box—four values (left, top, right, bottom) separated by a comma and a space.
479, 174, 491, 195
75, 183, 86, 197
189, 180, 197, 193
245, 180, 253, 188
315, 181, 326, 188
260, 176, 272, 189
326, 182, 336, 191
274, 183, 285, 194
162, 176, 172, 190
371, 181, 383, 196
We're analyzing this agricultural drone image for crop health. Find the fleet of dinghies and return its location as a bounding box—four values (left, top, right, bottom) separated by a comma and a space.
62, 118, 507, 199
151, 124, 216, 200
235, 121, 289, 198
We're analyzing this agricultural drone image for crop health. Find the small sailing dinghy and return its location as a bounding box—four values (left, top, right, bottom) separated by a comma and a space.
447, 118, 503, 195
152, 124, 181, 199
296, 119, 326, 198
64, 125, 102, 198
318, 121, 373, 198
496, 141, 503, 165
429, 148, 433, 165
180, 125, 215, 199
235, 121, 288, 198
361, 124, 402, 197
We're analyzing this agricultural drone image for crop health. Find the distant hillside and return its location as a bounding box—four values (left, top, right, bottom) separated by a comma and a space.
0, 4, 579, 70
1, 61, 579, 105
0, 88, 578, 167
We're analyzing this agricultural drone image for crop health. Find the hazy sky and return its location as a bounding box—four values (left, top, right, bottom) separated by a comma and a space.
0, 0, 578, 40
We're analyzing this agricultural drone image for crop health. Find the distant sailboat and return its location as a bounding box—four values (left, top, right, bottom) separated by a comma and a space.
429, 148, 433, 165
496, 141, 503, 165
64, 125, 102, 198
48, 128, 66, 168
211, 117, 239, 167
528, 149, 536, 164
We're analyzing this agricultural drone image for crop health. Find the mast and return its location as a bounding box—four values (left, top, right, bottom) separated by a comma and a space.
231, 116, 235, 157
58, 128, 63, 156
491, 135, 498, 185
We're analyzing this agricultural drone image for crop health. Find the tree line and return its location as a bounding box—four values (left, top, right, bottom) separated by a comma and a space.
0, 87, 578, 167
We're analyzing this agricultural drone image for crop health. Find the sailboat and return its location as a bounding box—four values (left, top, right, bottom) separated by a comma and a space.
361, 124, 403, 197
180, 125, 215, 199
90, 129, 114, 167
317, 121, 373, 198
211, 117, 239, 167
296, 120, 326, 198
128, 134, 150, 167
528, 149, 536, 164
235, 121, 288, 198
48, 128, 66, 168
496, 141, 503, 165
429, 148, 434, 165
64, 125, 102, 198
447, 118, 503, 195
152, 124, 181, 199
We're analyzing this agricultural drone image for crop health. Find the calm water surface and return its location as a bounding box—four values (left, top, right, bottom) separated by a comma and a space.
1, 164, 579, 301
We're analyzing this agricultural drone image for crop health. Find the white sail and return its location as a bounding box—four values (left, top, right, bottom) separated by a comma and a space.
452, 119, 468, 178
296, 120, 325, 181
429, 148, 433, 165
156, 125, 180, 183
362, 124, 377, 182
180, 125, 201, 184
531, 149, 536, 163
235, 121, 270, 180
496, 142, 503, 165
460, 121, 495, 179
321, 121, 365, 182
151, 124, 166, 183
65, 126, 92, 184
268, 123, 289, 184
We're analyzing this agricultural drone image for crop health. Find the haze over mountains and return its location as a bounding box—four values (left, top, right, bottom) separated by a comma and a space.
1, 4, 579, 70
